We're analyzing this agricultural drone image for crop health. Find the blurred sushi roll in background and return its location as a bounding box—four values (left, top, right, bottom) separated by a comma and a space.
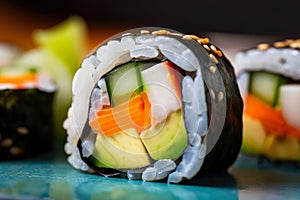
63, 27, 243, 183
0, 16, 88, 160
235, 39, 300, 164
0, 43, 56, 160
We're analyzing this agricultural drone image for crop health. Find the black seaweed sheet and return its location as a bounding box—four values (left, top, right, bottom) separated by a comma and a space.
0, 89, 55, 160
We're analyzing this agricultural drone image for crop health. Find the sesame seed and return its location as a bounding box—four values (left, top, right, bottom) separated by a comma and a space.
203, 44, 210, 51
278, 58, 286, 64
209, 54, 219, 64
10, 146, 23, 155
190, 35, 200, 40
257, 43, 270, 51
217, 91, 224, 102
140, 30, 150, 34
274, 41, 287, 48
289, 42, 300, 49
209, 66, 217, 73
209, 89, 215, 100
208, 45, 223, 57
214, 50, 223, 57
170, 33, 184, 37
285, 39, 294, 45
17, 127, 29, 135
159, 30, 171, 35
197, 39, 203, 44
210, 45, 217, 51
182, 34, 201, 40
1, 138, 13, 147
198, 38, 209, 44
121, 32, 132, 37
183, 35, 193, 40
152, 30, 171, 35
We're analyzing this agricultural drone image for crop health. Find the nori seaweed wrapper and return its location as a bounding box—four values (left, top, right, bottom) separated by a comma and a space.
0, 88, 55, 160
197, 47, 243, 174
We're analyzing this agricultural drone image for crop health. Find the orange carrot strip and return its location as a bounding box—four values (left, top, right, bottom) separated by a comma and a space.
125, 92, 151, 132
89, 114, 122, 136
245, 94, 300, 140
0, 73, 38, 89
89, 92, 151, 136
0, 73, 37, 84
96, 95, 143, 116
99, 126, 122, 136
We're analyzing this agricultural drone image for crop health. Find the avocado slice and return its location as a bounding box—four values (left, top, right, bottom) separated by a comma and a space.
92, 128, 153, 169
91, 110, 188, 168
263, 134, 300, 161
140, 110, 188, 160
241, 115, 267, 155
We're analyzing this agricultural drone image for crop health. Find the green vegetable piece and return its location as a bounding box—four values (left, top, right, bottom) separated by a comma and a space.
105, 60, 161, 107
33, 16, 88, 75
105, 61, 145, 106
92, 128, 152, 169
140, 110, 188, 160
249, 71, 286, 107
241, 115, 266, 155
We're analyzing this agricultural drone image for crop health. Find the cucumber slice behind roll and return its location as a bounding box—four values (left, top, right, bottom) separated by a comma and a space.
249, 71, 286, 107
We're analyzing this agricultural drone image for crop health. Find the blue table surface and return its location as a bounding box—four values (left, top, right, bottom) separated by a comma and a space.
0, 141, 299, 200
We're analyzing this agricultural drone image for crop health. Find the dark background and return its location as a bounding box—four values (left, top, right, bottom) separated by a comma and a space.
7, 0, 300, 37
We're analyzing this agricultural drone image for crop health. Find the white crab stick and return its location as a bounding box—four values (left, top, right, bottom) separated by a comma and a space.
280, 84, 300, 131
141, 62, 181, 126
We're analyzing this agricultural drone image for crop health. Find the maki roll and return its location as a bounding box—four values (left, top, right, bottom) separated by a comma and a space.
235, 39, 300, 163
0, 44, 56, 160
63, 27, 243, 183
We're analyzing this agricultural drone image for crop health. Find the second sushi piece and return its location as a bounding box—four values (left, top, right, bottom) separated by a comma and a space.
235, 39, 300, 163
0, 43, 56, 160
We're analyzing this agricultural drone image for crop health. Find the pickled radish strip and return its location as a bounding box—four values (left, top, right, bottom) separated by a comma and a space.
245, 94, 300, 140
89, 92, 151, 136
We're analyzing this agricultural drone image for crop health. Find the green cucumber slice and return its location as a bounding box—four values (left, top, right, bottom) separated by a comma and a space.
249, 71, 286, 107
105, 60, 162, 106
105, 61, 144, 106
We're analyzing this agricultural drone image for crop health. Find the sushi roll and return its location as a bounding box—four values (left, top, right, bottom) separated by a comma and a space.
0, 44, 56, 160
63, 27, 243, 183
235, 39, 300, 163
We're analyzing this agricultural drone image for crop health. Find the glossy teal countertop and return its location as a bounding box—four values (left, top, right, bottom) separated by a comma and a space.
0, 143, 299, 200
